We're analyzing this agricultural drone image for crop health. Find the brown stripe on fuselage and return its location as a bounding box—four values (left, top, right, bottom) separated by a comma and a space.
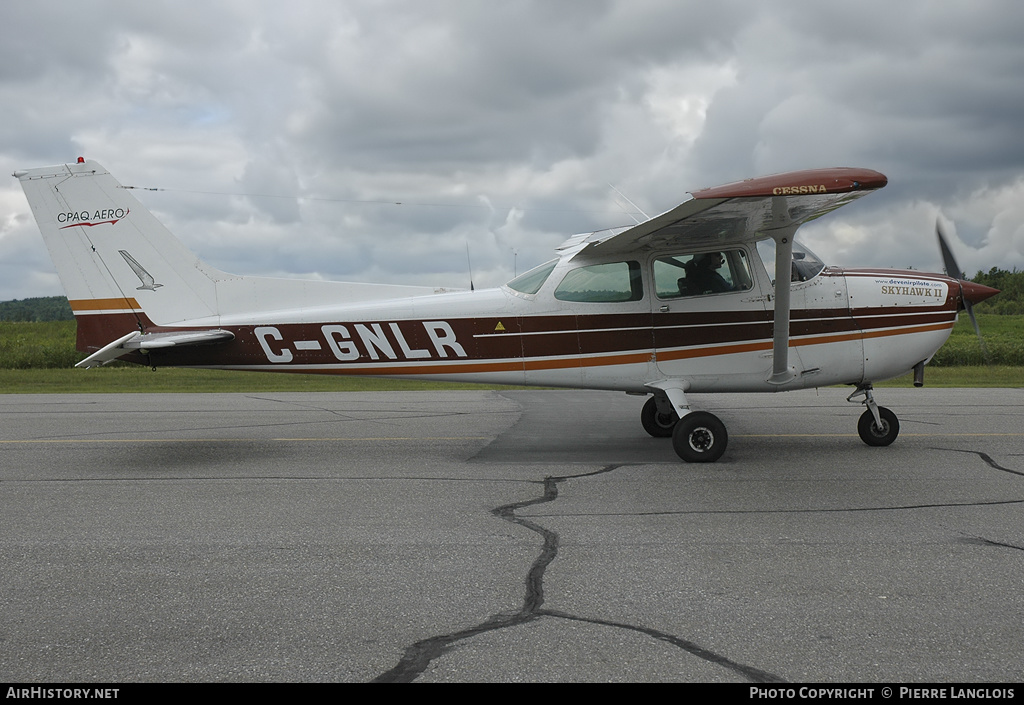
69, 297, 146, 352
128, 302, 955, 373
209, 318, 953, 375
74, 313, 141, 353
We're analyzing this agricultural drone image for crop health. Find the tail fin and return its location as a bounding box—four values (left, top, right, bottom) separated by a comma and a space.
17, 158, 457, 358
15, 159, 231, 351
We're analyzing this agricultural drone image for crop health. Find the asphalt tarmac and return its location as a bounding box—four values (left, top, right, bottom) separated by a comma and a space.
1, 387, 1022, 683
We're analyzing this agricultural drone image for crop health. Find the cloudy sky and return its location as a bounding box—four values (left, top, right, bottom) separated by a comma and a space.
2, 0, 1023, 301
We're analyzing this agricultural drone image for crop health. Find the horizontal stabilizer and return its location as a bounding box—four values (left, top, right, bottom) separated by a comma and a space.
75, 329, 234, 368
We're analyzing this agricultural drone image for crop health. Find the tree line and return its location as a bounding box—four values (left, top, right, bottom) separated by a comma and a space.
971, 268, 1024, 315
0, 296, 73, 322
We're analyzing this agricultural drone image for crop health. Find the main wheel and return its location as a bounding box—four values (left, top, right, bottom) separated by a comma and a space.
857, 407, 899, 446
641, 397, 679, 438
672, 411, 728, 463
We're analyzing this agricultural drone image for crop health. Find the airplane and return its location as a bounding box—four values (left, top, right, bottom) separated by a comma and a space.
14, 158, 999, 462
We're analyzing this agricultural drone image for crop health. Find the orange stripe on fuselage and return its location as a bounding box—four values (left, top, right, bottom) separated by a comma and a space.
855, 321, 954, 341
69, 297, 141, 312
296, 350, 655, 377
657, 320, 954, 364
304, 320, 955, 375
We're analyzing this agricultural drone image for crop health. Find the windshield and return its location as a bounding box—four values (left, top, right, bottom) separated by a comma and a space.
506, 259, 558, 295
756, 239, 826, 283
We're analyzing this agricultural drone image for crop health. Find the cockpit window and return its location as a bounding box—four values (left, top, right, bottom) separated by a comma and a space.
654, 249, 754, 299
506, 259, 557, 295
756, 239, 826, 283
554, 261, 643, 302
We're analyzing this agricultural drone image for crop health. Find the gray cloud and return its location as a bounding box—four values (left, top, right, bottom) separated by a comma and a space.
2, 0, 1023, 301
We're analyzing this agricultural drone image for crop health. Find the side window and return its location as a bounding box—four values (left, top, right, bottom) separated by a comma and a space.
554, 261, 643, 303
654, 249, 753, 299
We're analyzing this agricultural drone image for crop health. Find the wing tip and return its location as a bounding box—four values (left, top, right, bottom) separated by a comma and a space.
692, 168, 887, 200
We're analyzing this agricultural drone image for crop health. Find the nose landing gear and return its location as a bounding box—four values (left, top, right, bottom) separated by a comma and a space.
848, 384, 900, 447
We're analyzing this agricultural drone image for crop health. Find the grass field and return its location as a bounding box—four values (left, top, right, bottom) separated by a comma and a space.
929, 314, 1024, 366
0, 367, 521, 394
0, 320, 78, 369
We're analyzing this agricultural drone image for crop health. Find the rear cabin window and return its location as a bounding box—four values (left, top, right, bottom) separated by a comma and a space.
554, 261, 643, 303
654, 249, 753, 299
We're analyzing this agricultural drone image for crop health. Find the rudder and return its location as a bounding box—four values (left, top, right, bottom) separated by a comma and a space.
16, 159, 231, 351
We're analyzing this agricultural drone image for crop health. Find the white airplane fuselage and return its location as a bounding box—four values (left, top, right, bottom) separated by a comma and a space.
16, 159, 998, 461
85, 253, 963, 395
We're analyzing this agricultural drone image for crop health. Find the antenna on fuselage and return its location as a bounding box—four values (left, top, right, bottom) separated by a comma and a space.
608, 184, 650, 224
465, 240, 475, 291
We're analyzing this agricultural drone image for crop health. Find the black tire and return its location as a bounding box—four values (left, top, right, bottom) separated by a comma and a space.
641, 397, 679, 438
672, 411, 728, 463
857, 407, 899, 446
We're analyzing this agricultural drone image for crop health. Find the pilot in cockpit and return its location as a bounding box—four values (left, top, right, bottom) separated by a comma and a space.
682, 252, 731, 295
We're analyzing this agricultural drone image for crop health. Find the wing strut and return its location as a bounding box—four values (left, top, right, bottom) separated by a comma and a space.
768, 226, 798, 385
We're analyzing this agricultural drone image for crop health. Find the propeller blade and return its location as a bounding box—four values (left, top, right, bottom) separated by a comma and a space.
964, 298, 989, 360
936, 220, 963, 279
936, 219, 999, 362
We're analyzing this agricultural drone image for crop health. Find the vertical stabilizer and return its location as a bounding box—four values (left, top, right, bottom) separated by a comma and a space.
16, 159, 233, 350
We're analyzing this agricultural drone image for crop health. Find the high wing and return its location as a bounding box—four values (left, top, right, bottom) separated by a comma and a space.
563, 167, 888, 388
564, 168, 888, 258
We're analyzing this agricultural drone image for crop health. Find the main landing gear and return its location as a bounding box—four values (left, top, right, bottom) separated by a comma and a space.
640, 396, 678, 438
642, 382, 901, 463
642, 390, 728, 463
673, 411, 728, 463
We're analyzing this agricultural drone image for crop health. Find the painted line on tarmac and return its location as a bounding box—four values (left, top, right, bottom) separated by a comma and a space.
735, 433, 1024, 438
0, 436, 490, 443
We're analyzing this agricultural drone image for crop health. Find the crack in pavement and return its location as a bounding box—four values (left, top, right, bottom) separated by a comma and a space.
526, 497, 1024, 518
931, 448, 1024, 477
526, 446, 1024, 519
958, 536, 1024, 552
371, 463, 785, 683
538, 610, 785, 683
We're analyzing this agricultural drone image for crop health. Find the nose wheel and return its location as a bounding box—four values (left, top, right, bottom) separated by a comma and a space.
857, 406, 899, 446
849, 384, 900, 447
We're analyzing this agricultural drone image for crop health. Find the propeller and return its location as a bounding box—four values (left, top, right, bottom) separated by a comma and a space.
935, 220, 999, 358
